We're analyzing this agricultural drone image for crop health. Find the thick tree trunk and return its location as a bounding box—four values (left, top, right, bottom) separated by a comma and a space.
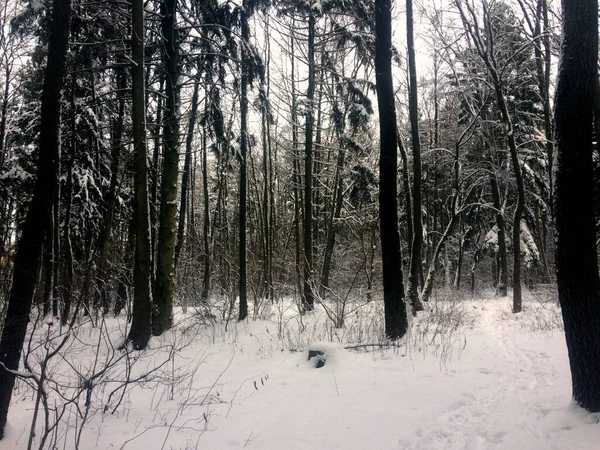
375, 0, 408, 339
0, 0, 71, 438
127, 0, 153, 350
153, 0, 180, 335
554, 0, 600, 413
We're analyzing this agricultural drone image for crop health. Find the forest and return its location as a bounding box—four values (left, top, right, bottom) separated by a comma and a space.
0, 0, 599, 448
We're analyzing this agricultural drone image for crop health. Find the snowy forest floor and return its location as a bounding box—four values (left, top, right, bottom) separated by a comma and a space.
2, 290, 600, 450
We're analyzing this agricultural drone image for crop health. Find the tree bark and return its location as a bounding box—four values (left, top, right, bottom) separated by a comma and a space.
153, 0, 180, 335
554, 0, 600, 413
238, 8, 250, 321
406, 0, 424, 312
127, 0, 153, 350
201, 113, 211, 303
289, 25, 304, 305
375, 0, 408, 339
302, 13, 316, 311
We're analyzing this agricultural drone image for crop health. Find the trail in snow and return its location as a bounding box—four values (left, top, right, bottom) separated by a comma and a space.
405, 302, 580, 449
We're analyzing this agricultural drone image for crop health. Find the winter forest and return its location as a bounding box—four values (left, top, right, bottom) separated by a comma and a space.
0, 0, 599, 447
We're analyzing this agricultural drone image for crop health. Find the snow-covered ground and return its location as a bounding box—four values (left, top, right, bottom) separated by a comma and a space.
2, 292, 599, 450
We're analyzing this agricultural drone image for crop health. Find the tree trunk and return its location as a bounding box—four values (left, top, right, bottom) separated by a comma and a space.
238, 9, 250, 321
302, 13, 316, 311
406, 0, 424, 312
201, 118, 211, 303
0, 0, 71, 438
153, 0, 180, 335
554, 0, 600, 413
127, 0, 153, 350
289, 21, 304, 306
375, 0, 408, 339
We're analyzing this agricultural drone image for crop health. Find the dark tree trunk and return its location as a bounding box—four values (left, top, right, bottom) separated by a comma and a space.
201, 118, 211, 303
238, 9, 250, 321
0, 0, 71, 438
375, 0, 408, 339
406, 0, 424, 312
127, 0, 153, 350
302, 13, 316, 312
554, 0, 600, 413
153, 0, 180, 335
289, 24, 304, 305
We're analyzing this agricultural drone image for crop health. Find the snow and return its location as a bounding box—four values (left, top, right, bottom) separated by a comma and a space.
2, 294, 600, 450
483, 225, 499, 252
29, 0, 43, 12
520, 221, 540, 267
